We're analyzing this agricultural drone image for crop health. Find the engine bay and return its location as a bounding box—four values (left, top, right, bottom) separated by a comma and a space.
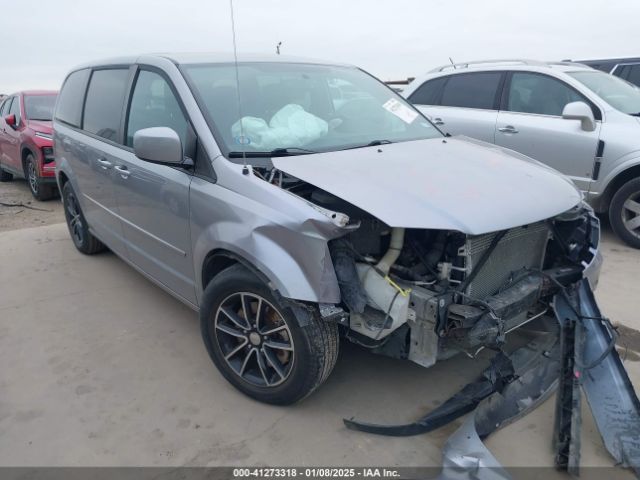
255, 166, 600, 367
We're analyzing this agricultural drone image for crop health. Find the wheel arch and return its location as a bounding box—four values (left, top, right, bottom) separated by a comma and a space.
20, 145, 37, 175
195, 233, 341, 308
201, 249, 274, 294
597, 163, 640, 213
57, 170, 70, 190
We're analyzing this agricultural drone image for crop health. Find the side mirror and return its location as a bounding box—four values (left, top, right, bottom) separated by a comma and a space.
133, 127, 183, 164
562, 101, 596, 132
5, 114, 16, 127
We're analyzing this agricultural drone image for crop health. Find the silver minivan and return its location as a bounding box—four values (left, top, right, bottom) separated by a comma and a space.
54, 53, 601, 405
403, 59, 640, 248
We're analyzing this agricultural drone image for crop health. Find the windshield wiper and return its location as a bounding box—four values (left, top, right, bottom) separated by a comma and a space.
228, 147, 318, 158
340, 140, 393, 151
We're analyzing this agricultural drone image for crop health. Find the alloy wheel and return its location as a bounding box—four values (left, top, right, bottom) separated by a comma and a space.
27, 160, 38, 195
214, 292, 295, 387
622, 192, 640, 240
65, 191, 84, 246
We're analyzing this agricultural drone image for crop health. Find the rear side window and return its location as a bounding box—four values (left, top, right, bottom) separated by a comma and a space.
440, 72, 502, 110
408, 77, 447, 105
83, 69, 130, 142
507, 72, 584, 117
126, 70, 189, 147
56, 69, 90, 127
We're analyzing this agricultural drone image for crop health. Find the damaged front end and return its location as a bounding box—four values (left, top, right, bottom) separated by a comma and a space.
323, 197, 601, 371
253, 139, 637, 474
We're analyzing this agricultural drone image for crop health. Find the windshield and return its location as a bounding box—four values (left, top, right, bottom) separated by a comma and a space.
181, 62, 441, 157
569, 71, 640, 115
24, 94, 57, 121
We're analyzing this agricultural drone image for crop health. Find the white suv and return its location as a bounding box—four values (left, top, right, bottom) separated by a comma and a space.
403, 59, 640, 248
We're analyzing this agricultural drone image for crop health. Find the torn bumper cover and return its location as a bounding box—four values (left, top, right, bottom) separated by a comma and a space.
573, 281, 640, 474
344, 321, 558, 436
345, 280, 640, 477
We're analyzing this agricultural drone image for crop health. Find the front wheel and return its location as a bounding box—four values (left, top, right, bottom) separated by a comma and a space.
200, 264, 339, 405
25, 154, 54, 200
609, 177, 640, 249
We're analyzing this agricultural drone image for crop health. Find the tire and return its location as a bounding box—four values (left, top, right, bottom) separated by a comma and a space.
609, 177, 640, 249
61, 181, 106, 255
25, 153, 54, 200
0, 168, 12, 182
200, 264, 339, 405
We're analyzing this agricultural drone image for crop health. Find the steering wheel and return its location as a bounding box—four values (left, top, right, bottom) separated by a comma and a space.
332, 98, 389, 133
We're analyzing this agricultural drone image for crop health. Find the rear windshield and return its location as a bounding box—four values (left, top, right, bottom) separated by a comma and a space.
24, 94, 57, 121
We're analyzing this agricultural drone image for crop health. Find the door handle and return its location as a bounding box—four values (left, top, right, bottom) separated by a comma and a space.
97, 158, 112, 170
432, 117, 445, 126
498, 125, 519, 134
114, 165, 130, 179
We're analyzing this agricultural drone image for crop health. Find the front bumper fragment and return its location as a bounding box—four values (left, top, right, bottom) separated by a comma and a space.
345, 280, 640, 478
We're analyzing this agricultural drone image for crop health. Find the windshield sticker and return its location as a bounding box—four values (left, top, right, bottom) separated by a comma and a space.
382, 98, 419, 124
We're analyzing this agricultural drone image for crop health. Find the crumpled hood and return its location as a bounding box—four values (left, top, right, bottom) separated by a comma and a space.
272, 136, 581, 235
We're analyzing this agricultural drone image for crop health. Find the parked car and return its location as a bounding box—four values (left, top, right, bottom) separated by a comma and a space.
0, 90, 58, 200
404, 59, 640, 248
576, 57, 640, 87
54, 54, 601, 405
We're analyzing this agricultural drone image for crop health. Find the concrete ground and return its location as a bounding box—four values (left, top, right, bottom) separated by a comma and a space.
0, 206, 639, 475
0, 179, 64, 232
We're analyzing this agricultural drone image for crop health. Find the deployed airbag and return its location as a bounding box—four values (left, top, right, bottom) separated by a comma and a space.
231, 104, 328, 150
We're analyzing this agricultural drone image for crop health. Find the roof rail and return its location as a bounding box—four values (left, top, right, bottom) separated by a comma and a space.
429, 59, 547, 73
547, 60, 593, 69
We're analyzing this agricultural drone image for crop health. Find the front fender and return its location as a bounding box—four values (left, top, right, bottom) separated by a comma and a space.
589, 151, 640, 210
190, 175, 345, 306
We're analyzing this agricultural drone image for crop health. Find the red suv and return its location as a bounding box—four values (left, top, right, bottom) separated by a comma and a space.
0, 90, 58, 200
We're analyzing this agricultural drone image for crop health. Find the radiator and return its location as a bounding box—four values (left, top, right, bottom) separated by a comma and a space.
457, 222, 550, 300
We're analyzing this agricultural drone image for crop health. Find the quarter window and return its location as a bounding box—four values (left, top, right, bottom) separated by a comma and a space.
126, 70, 189, 147
0, 97, 11, 116
83, 69, 130, 142
440, 72, 502, 110
408, 77, 447, 105
56, 69, 90, 128
626, 65, 640, 87
507, 73, 584, 117
615, 65, 632, 80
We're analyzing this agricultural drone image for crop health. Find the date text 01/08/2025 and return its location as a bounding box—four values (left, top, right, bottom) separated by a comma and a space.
232, 468, 401, 478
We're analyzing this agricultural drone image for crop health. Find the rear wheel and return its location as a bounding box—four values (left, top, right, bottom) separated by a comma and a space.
0, 168, 13, 182
200, 264, 339, 405
62, 182, 106, 255
609, 177, 640, 249
25, 154, 54, 200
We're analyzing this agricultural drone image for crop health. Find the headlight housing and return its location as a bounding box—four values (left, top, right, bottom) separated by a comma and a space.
42, 146, 55, 165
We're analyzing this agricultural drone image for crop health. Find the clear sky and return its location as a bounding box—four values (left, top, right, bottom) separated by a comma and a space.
1, 0, 638, 94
